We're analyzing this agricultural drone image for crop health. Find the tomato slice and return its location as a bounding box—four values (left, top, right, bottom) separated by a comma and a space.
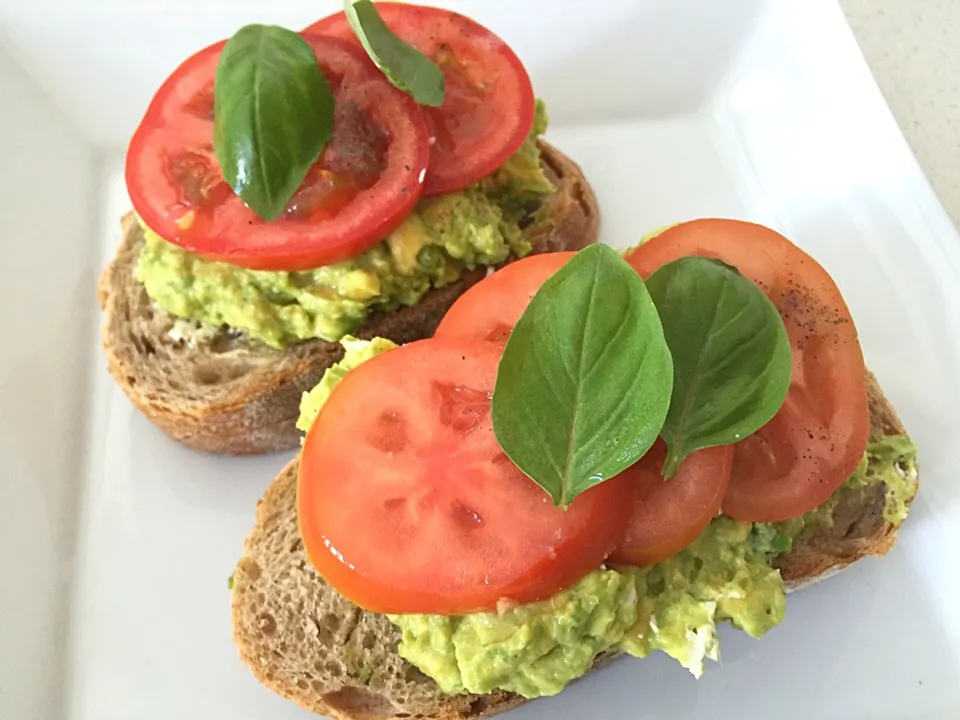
297, 337, 637, 615
434, 252, 575, 343
625, 219, 870, 522
609, 441, 733, 567
305, 3, 536, 196
126, 35, 430, 271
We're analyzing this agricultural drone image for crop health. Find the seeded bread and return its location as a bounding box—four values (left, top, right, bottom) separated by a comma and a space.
97, 140, 599, 455
230, 371, 915, 720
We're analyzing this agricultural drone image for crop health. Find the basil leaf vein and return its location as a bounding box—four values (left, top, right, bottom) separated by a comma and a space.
492, 244, 674, 507
345, 0, 445, 107
213, 24, 334, 221
646, 256, 791, 477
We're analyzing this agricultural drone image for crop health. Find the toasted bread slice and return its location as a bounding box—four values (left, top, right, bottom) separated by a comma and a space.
230, 372, 915, 720
97, 141, 599, 455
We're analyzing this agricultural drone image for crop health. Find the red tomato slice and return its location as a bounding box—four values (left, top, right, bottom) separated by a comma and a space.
297, 337, 637, 615
434, 252, 575, 343
305, 3, 536, 196
625, 219, 870, 522
126, 35, 430, 271
609, 441, 733, 567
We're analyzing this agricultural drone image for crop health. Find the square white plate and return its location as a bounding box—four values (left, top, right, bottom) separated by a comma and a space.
2, 1, 959, 719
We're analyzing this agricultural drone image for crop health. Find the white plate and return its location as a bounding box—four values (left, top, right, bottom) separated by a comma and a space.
2, 1, 959, 718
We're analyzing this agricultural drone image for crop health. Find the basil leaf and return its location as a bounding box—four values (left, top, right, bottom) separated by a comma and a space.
492, 244, 674, 507
345, 0, 445, 107
213, 24, 334, 221
646, 256, 791, 477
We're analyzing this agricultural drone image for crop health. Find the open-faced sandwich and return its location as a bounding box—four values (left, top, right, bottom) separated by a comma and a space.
230, 218, 919, 719
98, 2, 597, 454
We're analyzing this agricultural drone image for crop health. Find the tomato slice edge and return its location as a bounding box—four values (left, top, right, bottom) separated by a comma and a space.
434, 251, 575, 344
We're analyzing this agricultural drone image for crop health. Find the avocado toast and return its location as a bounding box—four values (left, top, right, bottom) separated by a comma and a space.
230, 219, 919, 719
232, 374, 915, 719
98, 141, 596, 455
97, 4, 597, 455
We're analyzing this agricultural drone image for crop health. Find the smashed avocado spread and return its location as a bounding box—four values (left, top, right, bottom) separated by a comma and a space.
617, 518, 785, 677
391, 570, 638, 697
136, 102, 554, 350
297, 338, 919, 700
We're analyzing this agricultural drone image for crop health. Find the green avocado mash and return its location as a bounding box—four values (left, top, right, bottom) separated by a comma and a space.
296, 338, 919, 700
617, 517, 785, 677
863, 435, 920, 524
390, 570, 638, 697
136, 102, 554, 350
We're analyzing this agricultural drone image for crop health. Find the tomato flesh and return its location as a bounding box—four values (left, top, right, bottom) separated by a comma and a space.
625, 219, 870, 522
305, 3, 536, 196
126, 35, 430, 271
610, 441, 733, 567
434, 252, 575, 343
297, 337, 637, 615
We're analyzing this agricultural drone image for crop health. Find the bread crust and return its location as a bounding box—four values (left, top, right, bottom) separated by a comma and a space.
97, 141, 599, 455
230, 371, 916, 720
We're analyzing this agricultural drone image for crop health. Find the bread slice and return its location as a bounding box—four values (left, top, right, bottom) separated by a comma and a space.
230, 371, 915, 720
97, 141, 599, 455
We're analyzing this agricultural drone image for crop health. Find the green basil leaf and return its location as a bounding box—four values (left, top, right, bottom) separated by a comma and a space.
213, 24, 334, 221
345, 0, 445, 107
492, 244, 674, 507
646, 256, 792, 477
